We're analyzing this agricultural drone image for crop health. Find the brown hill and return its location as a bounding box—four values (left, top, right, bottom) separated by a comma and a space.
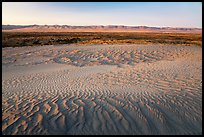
2, 25, 202, 33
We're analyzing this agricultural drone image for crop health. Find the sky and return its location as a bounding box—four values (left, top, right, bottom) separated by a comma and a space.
2, 2, 202, 28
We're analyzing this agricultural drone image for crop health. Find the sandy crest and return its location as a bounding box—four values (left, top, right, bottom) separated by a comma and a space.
2, 44, 202, 135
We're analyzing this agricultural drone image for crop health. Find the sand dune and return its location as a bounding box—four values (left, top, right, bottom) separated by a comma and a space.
2, 44, 202, 135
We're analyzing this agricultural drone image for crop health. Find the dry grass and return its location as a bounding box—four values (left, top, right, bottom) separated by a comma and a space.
2, 32, 202, 47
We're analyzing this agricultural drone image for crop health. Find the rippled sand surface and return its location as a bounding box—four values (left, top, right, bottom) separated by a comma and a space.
2, 44, 202, 135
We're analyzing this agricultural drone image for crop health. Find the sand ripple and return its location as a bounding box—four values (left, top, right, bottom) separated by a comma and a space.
2, 44, 202, 135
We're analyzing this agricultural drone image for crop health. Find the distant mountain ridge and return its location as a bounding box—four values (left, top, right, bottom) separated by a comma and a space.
2, 25, 33, 30
2, 25, 202, 33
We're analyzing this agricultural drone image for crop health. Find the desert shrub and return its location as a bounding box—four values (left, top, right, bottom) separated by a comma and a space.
32, 39, 41, 45
2, 32, 202, 47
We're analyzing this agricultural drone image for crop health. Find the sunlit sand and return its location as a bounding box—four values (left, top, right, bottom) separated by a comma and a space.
2, 44, 202, 135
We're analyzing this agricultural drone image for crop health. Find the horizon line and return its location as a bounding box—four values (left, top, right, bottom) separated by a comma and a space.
2, 24, 202, 29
